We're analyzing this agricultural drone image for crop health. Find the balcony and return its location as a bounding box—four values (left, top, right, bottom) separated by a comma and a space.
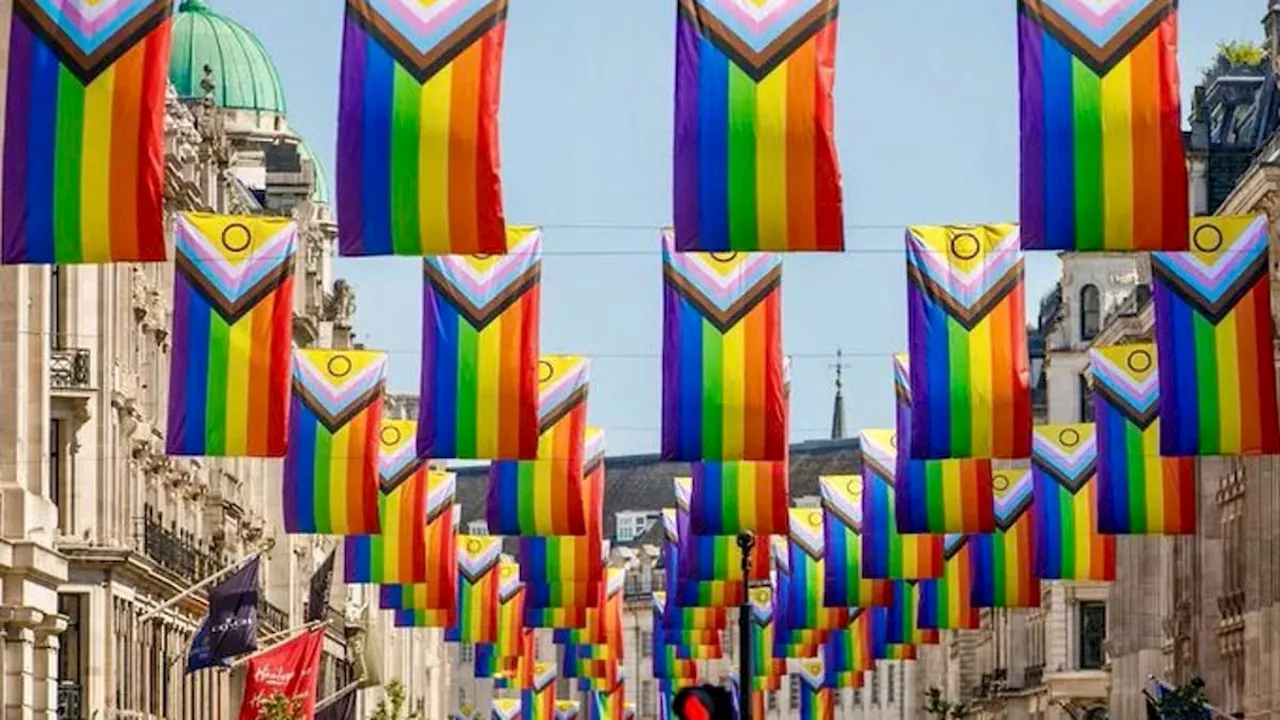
258, 596, 288, 634
50, 348, 92, 390
56, 681, 81, 720
140, 506, 223, 587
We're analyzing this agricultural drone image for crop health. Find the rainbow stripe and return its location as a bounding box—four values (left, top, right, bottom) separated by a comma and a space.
1018, 0, 1187, 251
585, 682, 625, 720
672, 480, 770, 582
166, 214, 295, 457
906, 225, 1031, 459
818, 476, 893, 607
524, 604, 587, 630
748, 589, 787, 681
380, 500, 458, 615
445, 535, 502, 643
664, 540, 744, 609
283, 349, 386, 534
488, 356, 591, 535
970, 469, 1040, 608
859, 431, 944, 579
1032, 424, 1115, 580
1153, 215, 1280, 455
797, 662, 836, 719
917, 535, 980, 630
519, 429, 607, 585
893, 354, 996, 532
787, 509, 853, 630
419, 228, 541, 459
493, 561, 528, 662
338, 0, 508, 256
521, 663, 557, 719
661, 233, 786, 461
689, 459, 790, 535
2, 0, 171, 264
654, 591, 728, 632
1089, 344, 1196, 534
672, 0, 843, 252
343, 421, 441, 583
392, 606, 456, 628
822, 611, 872, 675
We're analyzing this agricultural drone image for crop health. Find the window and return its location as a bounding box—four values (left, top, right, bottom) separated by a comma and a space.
1080, 284, 1101, 341
789, 676, 801, 709
641, 681, 654, 715
460, 643, 474, 663
888, 663, 896, 703
49, 265, 63, 350
834, 689, 843, 707
640, 631, 652, 658
853, 688, 862, 706
467, 520, 489, 536
767, 691, 777, 710
1078, 375, 1094, 423
1078, 601, 1107, 669
871, 671, 879, 705
49, 420, 62, 508
615, 512, 658, 543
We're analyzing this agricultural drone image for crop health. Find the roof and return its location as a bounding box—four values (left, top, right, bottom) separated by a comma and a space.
169, 0, 288, 114
448, 437, 860, 543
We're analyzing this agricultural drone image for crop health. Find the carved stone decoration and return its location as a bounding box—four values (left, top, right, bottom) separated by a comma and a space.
325, 279, 357, 327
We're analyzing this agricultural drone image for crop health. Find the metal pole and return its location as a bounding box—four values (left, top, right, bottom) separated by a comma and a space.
737, 532, 755, 720
138, 539, 274, 622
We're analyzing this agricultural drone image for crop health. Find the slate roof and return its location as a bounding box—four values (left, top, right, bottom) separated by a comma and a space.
446, 437, 860, 545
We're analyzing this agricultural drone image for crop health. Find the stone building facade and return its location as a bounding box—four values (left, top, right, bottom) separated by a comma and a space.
0, 1, 451, 717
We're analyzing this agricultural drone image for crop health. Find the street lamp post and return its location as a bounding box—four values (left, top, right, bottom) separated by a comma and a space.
737, 532, 756, 720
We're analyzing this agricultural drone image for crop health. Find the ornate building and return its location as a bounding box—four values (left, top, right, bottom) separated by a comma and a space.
0, 1, 449, 717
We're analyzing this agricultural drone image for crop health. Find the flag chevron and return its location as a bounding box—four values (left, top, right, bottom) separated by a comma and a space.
661, 234, 783, 333
584, 428, 607, 477
676, 0, 839, 81
749, 588, 774, 625
498, 562, 523, 603
423, 230, 542, 330
1090, 345, 1160, 427
346, 0, 509, 83
555, 701, 580, 720
789, 509, 826, 559
291, 351, 387, 434
771, 536, 790, 574
893, 354, 911, 401
491, 698, 523, 720
906, 225, 1024, 331
537, 356, 590, 433
820, 475, 864, 533
1018, 0, 1176, 75
1150, 216, 1270, 324
458, 536, 503, 583
378, 420, 426, 491
175, 215, 297, 325
796, 660, 827, 687
1031, 424, 1097, 493
662, 509, 679, 543
426, 476, 458, 523
943, 534, 969, 560
14, 0, 171, 82
533, 662, 558, 692
992, 469, 1035, 531
859, 430, 897, 486
673, 477, 693, 512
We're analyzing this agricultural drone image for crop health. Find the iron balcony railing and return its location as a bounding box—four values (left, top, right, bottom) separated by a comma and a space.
56, 681, 81, 720
50, 348, 91, 390
141, 506, 222, 587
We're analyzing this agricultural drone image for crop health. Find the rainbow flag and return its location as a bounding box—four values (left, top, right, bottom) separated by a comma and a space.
787, 509, 853, 630
2, 0, 172, 264
585, 681, 625, 720
893, 354, 996, 532
859, 431, 944, 579
797, 662, 836, 719
917, 534, 980, 630
970, 469, 1040, 608
283, 349, 386, 534
524, 605, 587, 630
818, 475, 893, 607
1152, 215, 1280, 455
1089, 344, 1195, 534
662, 510, 747, 608
379, 500, 458, 615
906, 225, 1031, 459
519, 428, 607, 585
1018, 0, 1187, 251
521, 663, 557, 718
672, 0, 843, 252
166, 214, 295, 456
419, 228, 541, 459
491, 699, 522, 720
1032, 424, 1115, 581
338, 0, 509, 256
554, 702, 580, 720
488, 355, 591, 535
393, 606, 456, 628
672, 479, 770, 581
446, 535, 502, 643
343, 421, 441, 584
822, 611, 872, 675
689, 459, 790, 535
661, 233, 786, 461
748, 588, 787, 681
654, 591, 727, 632
493, 561, 529, 665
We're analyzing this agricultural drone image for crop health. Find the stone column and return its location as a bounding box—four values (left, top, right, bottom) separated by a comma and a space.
32, 615, 65, 720
1, 608, 41, 720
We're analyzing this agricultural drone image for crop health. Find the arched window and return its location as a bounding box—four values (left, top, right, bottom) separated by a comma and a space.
1079, 375, 1094, 423
1080, 284, 1102, 341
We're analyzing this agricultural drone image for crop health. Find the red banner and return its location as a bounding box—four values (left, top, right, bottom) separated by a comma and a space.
237, 629, 324, 720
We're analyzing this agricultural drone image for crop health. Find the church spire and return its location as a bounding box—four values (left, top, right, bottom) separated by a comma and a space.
830, 348, 849, 440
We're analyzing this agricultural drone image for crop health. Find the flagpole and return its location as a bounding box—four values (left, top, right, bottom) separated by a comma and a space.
227, 619, 328, 669
313, 681, 362, 713
140, 539, 274, 622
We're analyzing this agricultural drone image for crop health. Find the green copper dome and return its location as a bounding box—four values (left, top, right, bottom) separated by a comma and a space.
297, 141, 330, 204
169, 0, 287, 114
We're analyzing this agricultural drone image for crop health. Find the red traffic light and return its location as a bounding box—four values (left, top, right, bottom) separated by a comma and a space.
673, 686, 736, 720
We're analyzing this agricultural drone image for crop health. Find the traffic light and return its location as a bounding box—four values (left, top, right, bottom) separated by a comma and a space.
673, 685, 737, 720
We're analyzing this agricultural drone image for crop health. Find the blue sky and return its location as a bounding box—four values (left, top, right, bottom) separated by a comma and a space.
215, 0, 1268, 456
